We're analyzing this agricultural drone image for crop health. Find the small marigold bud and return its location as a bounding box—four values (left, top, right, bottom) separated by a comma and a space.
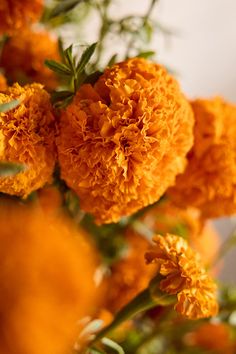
57, 58, 194, 224
169, 97, 236, 218
146, 234, 219, 319
0, 0, 43, 35
0, 197, 101, 354
0, 29, 60, 90
0, 83, 56, 197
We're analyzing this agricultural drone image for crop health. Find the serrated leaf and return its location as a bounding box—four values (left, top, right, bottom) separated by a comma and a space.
48, 0, 84, 19
45, 59, 71, 76
137, 50, 155, 59
107, 54, 118, 67
76, 42, 97, 74
0, 162, 26, 177
101, 338, 125, 354
0, 99, 20, 113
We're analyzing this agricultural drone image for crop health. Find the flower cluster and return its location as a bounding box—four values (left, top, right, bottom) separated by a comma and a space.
146, 234, 218, 319
57, 58, 194, 224
0, 83, 56, 197
169, 97, 236, 218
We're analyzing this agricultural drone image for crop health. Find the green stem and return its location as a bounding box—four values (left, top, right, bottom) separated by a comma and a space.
93, 288, 156, 343
92, 284, 176, 344
125, 0, 158, 58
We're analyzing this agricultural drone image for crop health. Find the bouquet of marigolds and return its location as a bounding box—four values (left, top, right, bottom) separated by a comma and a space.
0, 0, 236, 353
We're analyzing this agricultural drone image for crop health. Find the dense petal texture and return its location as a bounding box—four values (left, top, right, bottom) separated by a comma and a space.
105, 230, 157, 313
0, 83, 56, 197
0, 197, 100, 354
169, 97, 236, 218
0, 0, 43, 35
57, 58, 194, 224
0, 29, 60, 90
146, 234, 218, 319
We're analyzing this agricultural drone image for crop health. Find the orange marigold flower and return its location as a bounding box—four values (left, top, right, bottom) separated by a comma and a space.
0, 29, 60, 90
146, 234, 218, 319
0, 197, 101, 354
142, 200, 220, 267
0, 0, 43, 35
0, 83, 56, 197
105, 230, 157, 314
169, 97, 236, 218
0, 73, 7, 91
57, 58, 194, 224
185, 323, 234, 354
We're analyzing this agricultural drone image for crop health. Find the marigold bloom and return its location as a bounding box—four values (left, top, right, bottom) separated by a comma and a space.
57, 58, 194, 224
0, 74, 7, 91
0, 197, 100, 354
143, 200, 220, 267
0, 0, 43, 35
0, 29, 60, 90
169, 97, 236, 218
146, 234, 218, 319
0, 83, 56, 197
105, 230, 157, 313
186, 323, 234, 354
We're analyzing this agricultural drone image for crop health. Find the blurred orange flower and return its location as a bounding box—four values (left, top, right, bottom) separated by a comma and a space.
0, 197, 101, 354
146, 234, 218, 319
142, 200, 220, 267
0, 29, 60, 90
186, 323, 234, 354
0, 83, 56, 197
105, 230, 157, 314
169, 97, 236, 218
0, 74, 7, 91
0, 0, 43, 35
57, 58, 194, 224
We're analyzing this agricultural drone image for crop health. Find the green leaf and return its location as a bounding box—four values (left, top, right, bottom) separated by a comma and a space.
64, 44, 75, 71
89, 348, 106, 354
101, 338, 125, 354
58, 37, 65, 62
44, 59, 71, 76
0, 162, 26, 177
83, 71, 102, 85
141, 20, 153, 42
137, 50, 155, 59
0, 100, 20, 113
48, 0, 84, 19
51, 90, 73, 104
76, 42, 97, 74
107, 54, 118, 67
